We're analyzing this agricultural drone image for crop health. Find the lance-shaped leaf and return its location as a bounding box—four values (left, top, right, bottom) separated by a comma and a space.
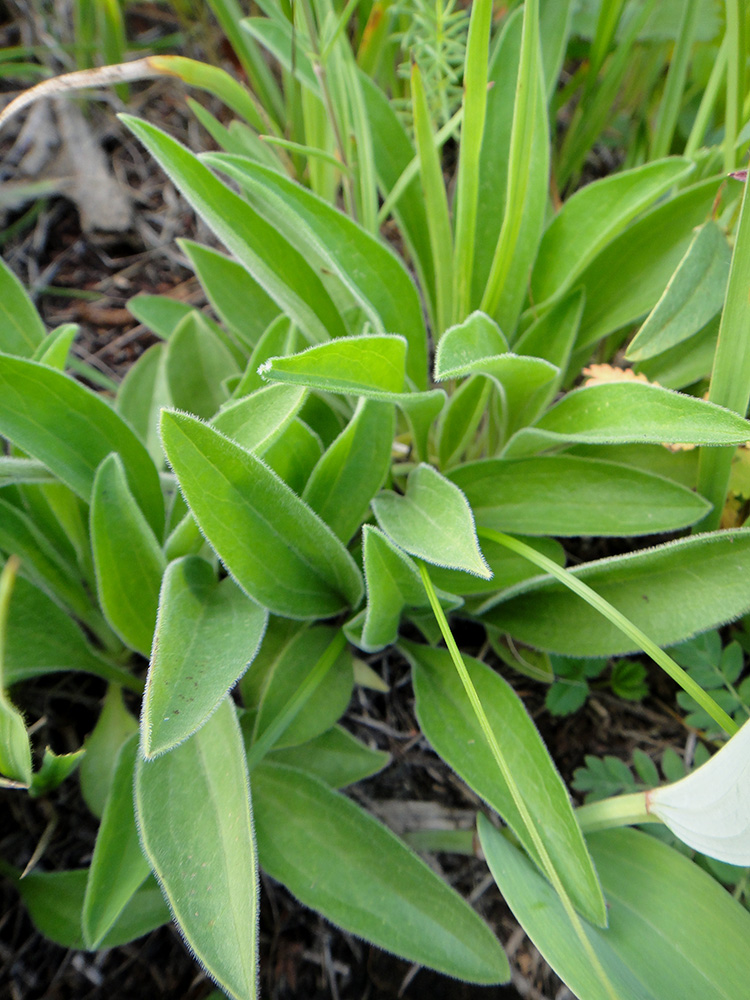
0, 255, 46, 356
160, 410, 363, 618
135, 697, 258, 1000
201, 154, 428, 389
180, 239, 280, 349
405, 641, 606, 927
83, 733, 151, 948
0, 559, 32, 787
646, 717, 750, 864
259, 334, 407, 396
211, 383, 306, 455
348, 526, 461, 653
165, 311, 240, 419
14, 869, 169, 950
252, 760, 509, 984
626, 220, 732, 362
303, 400, 395, 543
481, 822, 750, 1000
372, 464, 491, 579
503, 381, 750, 458
481, 529, 750, 656
79, 684, 138, 818
531, 157, 694, 305
120, 115, 346, 346
0, 354, 164, 536
267, 725, 390, 789
449, 455, 711, 536
143, 557, 267, 758
116, 342, 172, 466
90, 454, 166, 657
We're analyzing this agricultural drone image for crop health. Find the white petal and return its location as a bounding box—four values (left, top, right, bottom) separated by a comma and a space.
648, 717, 750, 865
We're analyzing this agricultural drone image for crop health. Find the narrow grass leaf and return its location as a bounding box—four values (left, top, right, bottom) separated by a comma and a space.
481, 822, 750, 1000
143, 557, 267, 758
120, 115, 346, 346
90, 455, 165, 657
136, 697, 258, 1000
0, 354, 164, 537
252, 761, 509, 984
160, 410, 363, 618
371, 464, 491, 579
405, 640, 605, 927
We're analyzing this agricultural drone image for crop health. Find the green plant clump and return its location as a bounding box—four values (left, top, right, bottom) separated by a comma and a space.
2, 1, 750, 998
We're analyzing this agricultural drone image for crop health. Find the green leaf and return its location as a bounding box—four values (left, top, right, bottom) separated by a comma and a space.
201, 154, 428, 389
180, 239, 280, 349
405, 641, 606, 928
449, 455, 711, 535
532, 158, 694, 305
0, 558, 32, 786
261, 417, 322, 494
0, 354, 164, 537
0, 255, 46, 356
143, 556, 267, 757
577, 176, 721, 348
135, 697, 258, 1000
480, 823, 750, 1000
503, 382, 750, 458
2, 575, 137, 690
243, 622, 352, 759
267, 725, 389, 788
160, 410, 363, 618
252, 760, 509, 984
116, 342, 172, 467
28, 746, 84, 797
14, 869, 169, 950
428, 533, 565, 598
90, 454, 166, 657
79, 684, 138, 818
33, 322, 78, 369
212, 383, 307, 455
259, 334, 407, 395
83, 733, 151, 948
127, 294, 194, 339
120, 115, 346, 346
165, 311, 239, 419
627, 221, 731, 362
481, 529, 750, 656
437, 374, 494, 469
303, 399, 395, 542
372, 464, 491, 579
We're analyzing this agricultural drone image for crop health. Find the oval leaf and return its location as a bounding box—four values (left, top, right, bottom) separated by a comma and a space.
135, 697, 258, 1000
259, 334, 407, 396
143, 556, 267, 757
160, 410, 363, 618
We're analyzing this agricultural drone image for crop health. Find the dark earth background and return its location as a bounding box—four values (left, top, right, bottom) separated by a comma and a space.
0, 4, 685, 998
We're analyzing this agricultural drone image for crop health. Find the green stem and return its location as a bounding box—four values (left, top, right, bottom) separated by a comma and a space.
477, 528, 738, 737
418, 561, 618, 1000
576, 791, 654, 834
